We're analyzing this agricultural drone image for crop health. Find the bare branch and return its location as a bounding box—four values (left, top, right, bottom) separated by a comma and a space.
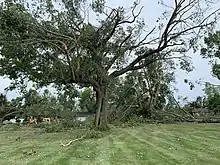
35, 23, 73, 41
110, 46, 166, 77
175, 0, 178, 8
127, 26, 157, 50
110, 40, 189, 77
105, 26, 158, 71
127, 55, 191, 72
60, 136, 85, 147
96, 2, 144, 49
97, 10, 120, 48
105, 28, 135, 71
158, 1, 181, 48
119, 6, 144, 24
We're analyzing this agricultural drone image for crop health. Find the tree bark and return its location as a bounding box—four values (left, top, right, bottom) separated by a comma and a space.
101, 86, 108, 125
94, 90, 103, 127
0, 118, 3, 125
94, 84, 108, 128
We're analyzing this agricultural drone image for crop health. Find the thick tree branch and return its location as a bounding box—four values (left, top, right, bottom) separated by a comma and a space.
2, 110, 24, 121
127, 26, 157, 50
110, 46, 166, 77
110, 44, 188, 77
128, 55, 189, 71
158, 0, 182, 48
35, 23, 73, 40
106, 26, 157, 71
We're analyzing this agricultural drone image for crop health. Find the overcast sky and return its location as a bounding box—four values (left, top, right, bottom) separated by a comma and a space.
0, 0, 220, 101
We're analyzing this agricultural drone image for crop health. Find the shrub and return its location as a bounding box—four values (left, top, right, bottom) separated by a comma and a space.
32, 122, 65, 133
207, 93, 220, 115
59, 116, 95, 129
61, 119, 83, 128
84, 129, 105, 139
0, 123, 22, 131
111, 115, 150, 128
44, 123, 65, 133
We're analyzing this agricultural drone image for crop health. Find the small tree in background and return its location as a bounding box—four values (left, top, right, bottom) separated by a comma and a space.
0, 93, 23, 123
204, 83, 220, 115
108, 59, 175, 120
0, 93, 8, 107
79, 88, 96, 113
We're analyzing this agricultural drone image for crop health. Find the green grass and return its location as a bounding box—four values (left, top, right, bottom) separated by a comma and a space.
0, 124, 220, 165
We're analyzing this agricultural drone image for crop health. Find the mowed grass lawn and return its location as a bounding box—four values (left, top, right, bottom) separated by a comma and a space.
0, 124, 220, 165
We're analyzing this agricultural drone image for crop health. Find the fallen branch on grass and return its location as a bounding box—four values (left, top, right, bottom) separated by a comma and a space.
60, 136, 85, 147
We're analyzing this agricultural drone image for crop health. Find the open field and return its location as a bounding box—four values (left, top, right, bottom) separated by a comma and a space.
0, 124, 220, 165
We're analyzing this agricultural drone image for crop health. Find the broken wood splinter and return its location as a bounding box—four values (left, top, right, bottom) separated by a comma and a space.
60, 136, 85, 147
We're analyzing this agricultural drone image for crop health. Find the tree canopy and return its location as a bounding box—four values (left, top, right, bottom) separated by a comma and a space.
0, 0, 220, 127
202, 31, 220, 79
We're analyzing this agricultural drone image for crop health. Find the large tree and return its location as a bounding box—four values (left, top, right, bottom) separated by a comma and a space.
0, 0, 219, 127
201, 30, 220, 79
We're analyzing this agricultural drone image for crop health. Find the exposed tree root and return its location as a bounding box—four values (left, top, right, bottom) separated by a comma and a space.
60, 136, 85, 147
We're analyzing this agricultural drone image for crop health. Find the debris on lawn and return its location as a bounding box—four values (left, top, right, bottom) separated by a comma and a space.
60, 136, 85, 147
23, 149, 37, 156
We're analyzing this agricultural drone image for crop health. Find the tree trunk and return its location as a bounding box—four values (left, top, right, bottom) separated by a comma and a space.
94, 91, 103, 127
0, 118, 3, 125
94, 84, 108, 128
101, 86, 108, 125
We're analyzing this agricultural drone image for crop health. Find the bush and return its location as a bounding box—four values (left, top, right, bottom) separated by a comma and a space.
111, 112, 187, 128
61, 119, 83, 128
64, 128, 105, 140
111, 115, 150, 128
0, 123, 22, 131
83, 116, 95, 128
207, 94, 220, 115
31, 117, 96, 133
59, 116, 95, 130
44, 123, 65, 133
84, 129, 105, 139
32, 122, 65, 133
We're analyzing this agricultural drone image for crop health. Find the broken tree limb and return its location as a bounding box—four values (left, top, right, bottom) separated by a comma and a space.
60, 136, 85, 147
